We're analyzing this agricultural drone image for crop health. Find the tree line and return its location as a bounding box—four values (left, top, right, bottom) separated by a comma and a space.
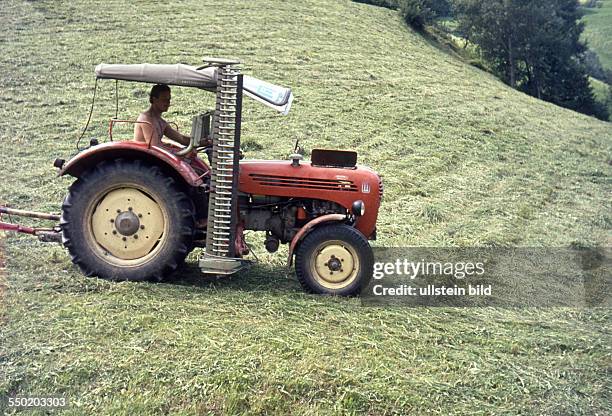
353, 0, 610, 121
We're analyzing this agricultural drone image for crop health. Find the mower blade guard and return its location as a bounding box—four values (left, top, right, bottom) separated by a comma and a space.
198, 252, 252, 276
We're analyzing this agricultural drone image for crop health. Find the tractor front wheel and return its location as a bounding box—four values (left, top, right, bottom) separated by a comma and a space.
295, 224, 373, 296
60, 159, 195, 282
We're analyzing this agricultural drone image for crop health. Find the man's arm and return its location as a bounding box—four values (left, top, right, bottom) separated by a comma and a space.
163, 125, 191, 146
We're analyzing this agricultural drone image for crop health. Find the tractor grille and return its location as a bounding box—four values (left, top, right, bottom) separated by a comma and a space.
379, 178, 384, 201
250, 174, 358, 192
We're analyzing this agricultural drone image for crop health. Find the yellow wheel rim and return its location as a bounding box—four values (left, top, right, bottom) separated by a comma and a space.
90, 187, 165, 262
310, 240, 360, 290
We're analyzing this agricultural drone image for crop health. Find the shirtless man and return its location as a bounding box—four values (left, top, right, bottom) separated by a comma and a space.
134, 84, 191, 147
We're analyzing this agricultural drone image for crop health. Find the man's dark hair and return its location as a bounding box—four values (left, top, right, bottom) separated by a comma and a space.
149, 84, 171, 103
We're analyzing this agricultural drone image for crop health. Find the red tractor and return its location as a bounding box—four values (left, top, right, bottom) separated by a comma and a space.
1, 58, 382, 296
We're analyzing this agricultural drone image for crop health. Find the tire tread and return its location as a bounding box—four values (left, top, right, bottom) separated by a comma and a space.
61, 159, 195, 282
295, 224, 373, 296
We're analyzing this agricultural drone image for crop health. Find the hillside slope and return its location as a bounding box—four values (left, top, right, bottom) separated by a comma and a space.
582, 0, 612, 70
1, 0, 610, 248
1, 0, 610, 414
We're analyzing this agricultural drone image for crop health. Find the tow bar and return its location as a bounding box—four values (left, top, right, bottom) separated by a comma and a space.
0, 206, 62, 242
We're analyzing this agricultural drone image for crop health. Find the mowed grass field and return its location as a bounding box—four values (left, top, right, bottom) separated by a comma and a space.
581, 0, 612, 71
1, 0, 611, 414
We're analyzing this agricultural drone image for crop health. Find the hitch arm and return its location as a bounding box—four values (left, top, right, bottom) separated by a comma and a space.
0, 206, 60, 221
0, 206, 61, 242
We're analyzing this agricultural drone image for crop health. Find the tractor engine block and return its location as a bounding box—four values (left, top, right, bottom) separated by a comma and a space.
240, 197, 346, 244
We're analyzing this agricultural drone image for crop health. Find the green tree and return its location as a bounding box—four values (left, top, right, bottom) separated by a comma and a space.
398, 0, 452, 29
352, 0, 452, 28
454, 0, 608, 120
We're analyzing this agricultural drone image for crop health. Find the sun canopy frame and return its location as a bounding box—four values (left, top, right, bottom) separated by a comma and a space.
95, 63, 293, 115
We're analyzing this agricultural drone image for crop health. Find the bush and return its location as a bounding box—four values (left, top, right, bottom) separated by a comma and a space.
353, 0, 451, 28
427, 0, 452, 16
584, 49, 608, 82
398, 0, 433, 29
591, 98, 610, 121
397, 0, 451, 29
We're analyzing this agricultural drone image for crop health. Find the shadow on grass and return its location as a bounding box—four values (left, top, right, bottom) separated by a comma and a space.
166, 260, 302, 295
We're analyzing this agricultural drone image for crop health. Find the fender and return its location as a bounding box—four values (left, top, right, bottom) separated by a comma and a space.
60, 141, 204, 187
286, 213, 347, 267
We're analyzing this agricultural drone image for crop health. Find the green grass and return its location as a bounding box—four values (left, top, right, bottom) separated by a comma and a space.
591, 76, 612, 117
1, 0, 611, 414
581, 0, 612, 71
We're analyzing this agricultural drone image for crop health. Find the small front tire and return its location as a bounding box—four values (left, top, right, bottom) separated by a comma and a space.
295, 224, 373, 296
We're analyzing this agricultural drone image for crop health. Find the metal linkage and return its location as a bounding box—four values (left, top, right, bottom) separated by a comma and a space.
0, 206, 60, 221
0, 206, 61, 242
205, 63, 243, 257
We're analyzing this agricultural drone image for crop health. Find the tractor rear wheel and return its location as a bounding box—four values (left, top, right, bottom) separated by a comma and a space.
295, 224, 373, 296
60, 159, 195, 282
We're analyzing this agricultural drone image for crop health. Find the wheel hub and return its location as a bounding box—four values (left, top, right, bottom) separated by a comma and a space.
115, 211, 140, 236
327, 256, 342, 272
91, 188, 164, 260
314, 244, 356, 284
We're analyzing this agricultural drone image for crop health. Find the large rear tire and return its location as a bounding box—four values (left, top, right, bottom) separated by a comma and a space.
60, 159, 195, 282
295, 224, 373, 296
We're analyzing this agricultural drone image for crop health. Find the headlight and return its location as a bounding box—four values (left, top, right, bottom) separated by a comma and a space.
352, 200, 366, 216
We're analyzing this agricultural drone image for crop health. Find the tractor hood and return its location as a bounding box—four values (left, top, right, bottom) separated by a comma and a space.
238, 160, 382, 238
94, 63, 293, 115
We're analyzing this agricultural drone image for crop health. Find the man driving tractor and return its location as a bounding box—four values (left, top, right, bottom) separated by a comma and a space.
134, 84, 192, 147
135, 83, 212, 173
1, 60, 380, 296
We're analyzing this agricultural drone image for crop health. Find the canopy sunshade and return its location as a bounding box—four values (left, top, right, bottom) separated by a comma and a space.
95, 63, 293, 115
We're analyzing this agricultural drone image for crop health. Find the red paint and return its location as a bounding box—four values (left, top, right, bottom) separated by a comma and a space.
60, 141, 204, 186
296, 207, 307, 220
61, 143, 382, 239
239, 160, 381, 238
0, 222, 36, 235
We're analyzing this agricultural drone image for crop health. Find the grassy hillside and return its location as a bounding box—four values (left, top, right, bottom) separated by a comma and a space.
591, 76, 612, 116
581, 0, 612, 71
1, 0, 610, 414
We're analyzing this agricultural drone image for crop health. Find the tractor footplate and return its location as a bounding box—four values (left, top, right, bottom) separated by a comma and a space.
198, 251, 252, 276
